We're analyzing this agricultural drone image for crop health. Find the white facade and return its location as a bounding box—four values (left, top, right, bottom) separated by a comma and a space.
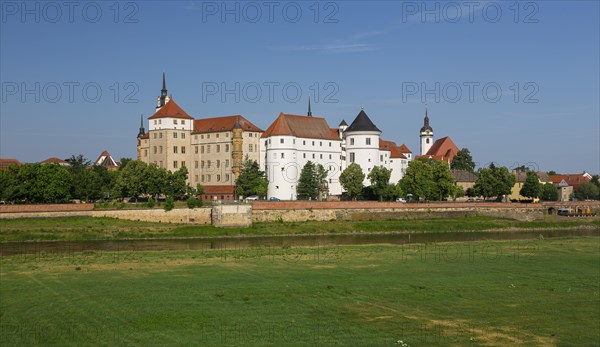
264, 134, 343, 200
344, 131, 381, 185
420, 129, 433, 156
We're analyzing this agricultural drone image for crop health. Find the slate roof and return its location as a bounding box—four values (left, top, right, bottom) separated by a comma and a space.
345, 110, 381, 133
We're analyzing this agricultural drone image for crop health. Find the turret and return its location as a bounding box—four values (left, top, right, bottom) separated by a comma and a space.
344, 108, 381, 184
420, 107, 434, 156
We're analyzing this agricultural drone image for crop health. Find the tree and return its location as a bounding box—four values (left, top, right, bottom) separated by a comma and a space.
473, 164, 515, 200
547, 170, 557, 176
235, 158, 267, 198
166, 166, 189, 199
399, 159, 435, 201
196, 183, 205, 197
450, 148, 476, 173
297, 161, 319, 200
368, 166, 392, 201
34, 164, 73, 203
539, 183, 558, 201
431, 160, 459, 201
574, 182, 599, 200
520, 171, 542, 200
112, 160, 148, 201
339, 163, 365, 201
146, 164, 168, 201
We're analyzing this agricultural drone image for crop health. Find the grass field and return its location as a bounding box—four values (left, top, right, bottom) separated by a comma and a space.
1, 216, 598, 242
1, 237, 598, 346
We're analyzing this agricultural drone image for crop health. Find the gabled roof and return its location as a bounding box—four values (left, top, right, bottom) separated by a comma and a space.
339, 120, 348, 126
193, 115, 262, 134
148, 98, 194, 120
416, 136, 459, 162
41, 157, 69, 165
94, 150, 119, 169
261, 113, 340, 140
345, 110, 381, 133
513, 171, 552, 183
550, 174, 591, 188
398, 144, 412, 154
452, 169, 478, 183
0, 158, 22, 170
379, 139, 408, 159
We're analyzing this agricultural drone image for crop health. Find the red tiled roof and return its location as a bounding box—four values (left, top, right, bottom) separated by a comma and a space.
0, 158, 22, 170
261, 113, 340, 140
398, 144, 412, 154
550, 174, 591, 189
41, 157, 68, 164
415, 136, 459, 162
148, 99, 194, 120
193, 115, 262, 134
379, 139, 408, 159
94, 150, 119, 169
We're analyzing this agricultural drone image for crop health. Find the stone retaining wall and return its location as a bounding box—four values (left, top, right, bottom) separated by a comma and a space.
91, 208, 212, 224
0, 204, 94, 213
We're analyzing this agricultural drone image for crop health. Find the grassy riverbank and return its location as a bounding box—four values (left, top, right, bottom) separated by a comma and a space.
0, 216, 598, 242
1, 237, 598, 346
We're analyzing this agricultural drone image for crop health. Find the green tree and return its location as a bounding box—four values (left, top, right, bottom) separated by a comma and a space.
34, 164, 73, 203
166, 166, 189, 199
368, 166, 392, 201
112, 160, 148, 201
473, 164, 516, 200
431, 160, 458, 201
297, 161, 319, 200
539, 183, 558, 201
574, 182, 599, 200
235, 158, 268, 198
547, 170, 557, 176
196, 183, 205, 197
399, 159, 435, 201
520, 171, 542, 200
339, 163, 365, 201
146, 164, 168, 201
450, 148, 476, 173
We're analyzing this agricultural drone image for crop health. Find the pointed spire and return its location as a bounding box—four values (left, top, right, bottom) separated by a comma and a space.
158, 72, 168, 108
307, 97, 312, 117
137, 114, 145, 137
420, 105, 433, 133
162, 72, 166, 91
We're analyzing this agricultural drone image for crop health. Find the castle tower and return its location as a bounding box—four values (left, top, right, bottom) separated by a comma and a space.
420, 108, 433, 156
232, 120, 244, 179
344, 108, 381, 185
156, 72, 169, 110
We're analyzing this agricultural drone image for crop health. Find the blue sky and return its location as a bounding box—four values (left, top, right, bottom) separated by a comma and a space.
1, 0, 598, 174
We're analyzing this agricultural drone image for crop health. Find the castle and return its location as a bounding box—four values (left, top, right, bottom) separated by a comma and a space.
137, 75, 458, 200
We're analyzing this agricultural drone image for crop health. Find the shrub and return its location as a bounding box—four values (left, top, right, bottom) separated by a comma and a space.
146, 199, 155, 208
196, 199, 204, 208
164, 197, 174, 212
187, 196, 196, 209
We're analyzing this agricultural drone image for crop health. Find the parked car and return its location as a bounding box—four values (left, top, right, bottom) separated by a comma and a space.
269, 197, 281, 201
396, 198, 407, 203
246, 195, 259, 201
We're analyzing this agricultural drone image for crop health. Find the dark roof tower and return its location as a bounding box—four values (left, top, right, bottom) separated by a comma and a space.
420, 107, 433, 133
137, 114, 145, 137
345, 109, 381, 133
158, 72, 168, 109
338, 120, 348, 126
307, 97, 313, 117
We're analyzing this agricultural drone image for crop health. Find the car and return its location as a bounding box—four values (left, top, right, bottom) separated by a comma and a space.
246, 195, 259, 201
269, 197, 281, 201
396, 198, 407, 203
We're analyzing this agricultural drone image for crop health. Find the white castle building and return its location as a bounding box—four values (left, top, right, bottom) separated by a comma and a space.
261, 104, 412, 200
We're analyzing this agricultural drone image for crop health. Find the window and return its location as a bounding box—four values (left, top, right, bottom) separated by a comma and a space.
216, 133, 220, 138
312, 141, 315, 146
194, 135, 197, 140
181, 133, 185, 139
201, 135, 204, 139
153, 146, 157, 154
181, 161, 186, 167
195, 146, 198, 154
201, 161, 205, 168
159, 132, 162, 138
303, 140, 306, 145
207, 134, 210, 139
320, 141, 322, 146
329, 154, 332, 159
264, 140, 268, 147
159, 146, 163, 154
226, 174, 230, 182
216, 145, 220, 153
350, 152, 355, 163
380, 155, 383, 161
303, 153, 306, 159
281, 153, 285, 159
217, 160, 220, 168
269, 139, 271, 144
207, 161, 211, 168
312, 154, 315, 159
173, 161, 178, 168
226, 133, 229, 138
249, 144, 253, 152
201, 145, 205, 154
207, 145, 211, 153
329, 142, 332, 147
226, 144, 229, 152
201, 175, 205, 182
181, 146, 186, 154
182, 120, 185, 125
174, 120, 178, 125
217, 175, 221, 182
207, 175, 211, 182
320, 154, 323, 159
173, 133, 178, 138
426, 138, 430, 144
144, 149, 148, 157
154, 120, 157, 125
225, 159, 229, 167
350, 138, 355, 145
153, 133, 157, 139
280, 138, 284, 144
174, 147, 178, 154
366, 138, 371, 145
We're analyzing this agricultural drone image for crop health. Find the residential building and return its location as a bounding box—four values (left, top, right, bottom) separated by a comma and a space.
509, 171, 552, 202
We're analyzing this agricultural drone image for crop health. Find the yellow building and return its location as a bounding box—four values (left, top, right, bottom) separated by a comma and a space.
509, 171, 552, 202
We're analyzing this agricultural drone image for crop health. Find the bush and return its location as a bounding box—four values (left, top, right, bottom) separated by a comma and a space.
196, 199, 204, 208
146, 199, 155, 208
164, 197, 174, 211
187, 196, 196, 209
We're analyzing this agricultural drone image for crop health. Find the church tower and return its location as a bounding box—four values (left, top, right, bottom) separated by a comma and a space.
420, 108, 433, 156
156, 72, 169, 110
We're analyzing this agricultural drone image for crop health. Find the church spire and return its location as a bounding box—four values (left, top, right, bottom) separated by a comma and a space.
137, 114, 145, 137
158, 72, 168, 108
307, 97, 312, 117
421, 106, 432, 132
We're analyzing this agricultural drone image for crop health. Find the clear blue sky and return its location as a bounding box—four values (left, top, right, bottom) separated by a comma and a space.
1, 1, 598, 174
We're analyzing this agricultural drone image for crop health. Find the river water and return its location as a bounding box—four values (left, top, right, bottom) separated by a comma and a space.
1, 228, 597, 256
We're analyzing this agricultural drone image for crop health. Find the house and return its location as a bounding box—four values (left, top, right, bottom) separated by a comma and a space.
94, 150, 119, 170
549, 173, 593, 202
40, 157, 70, 166
414, 109, 459, 163
0, 158, 22, 171
452, 169, 478, 197
509, 171, 552, 202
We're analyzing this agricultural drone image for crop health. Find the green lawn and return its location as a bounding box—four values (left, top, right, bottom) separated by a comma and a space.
1, 237, 598, 346
0, 216, 598, 242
